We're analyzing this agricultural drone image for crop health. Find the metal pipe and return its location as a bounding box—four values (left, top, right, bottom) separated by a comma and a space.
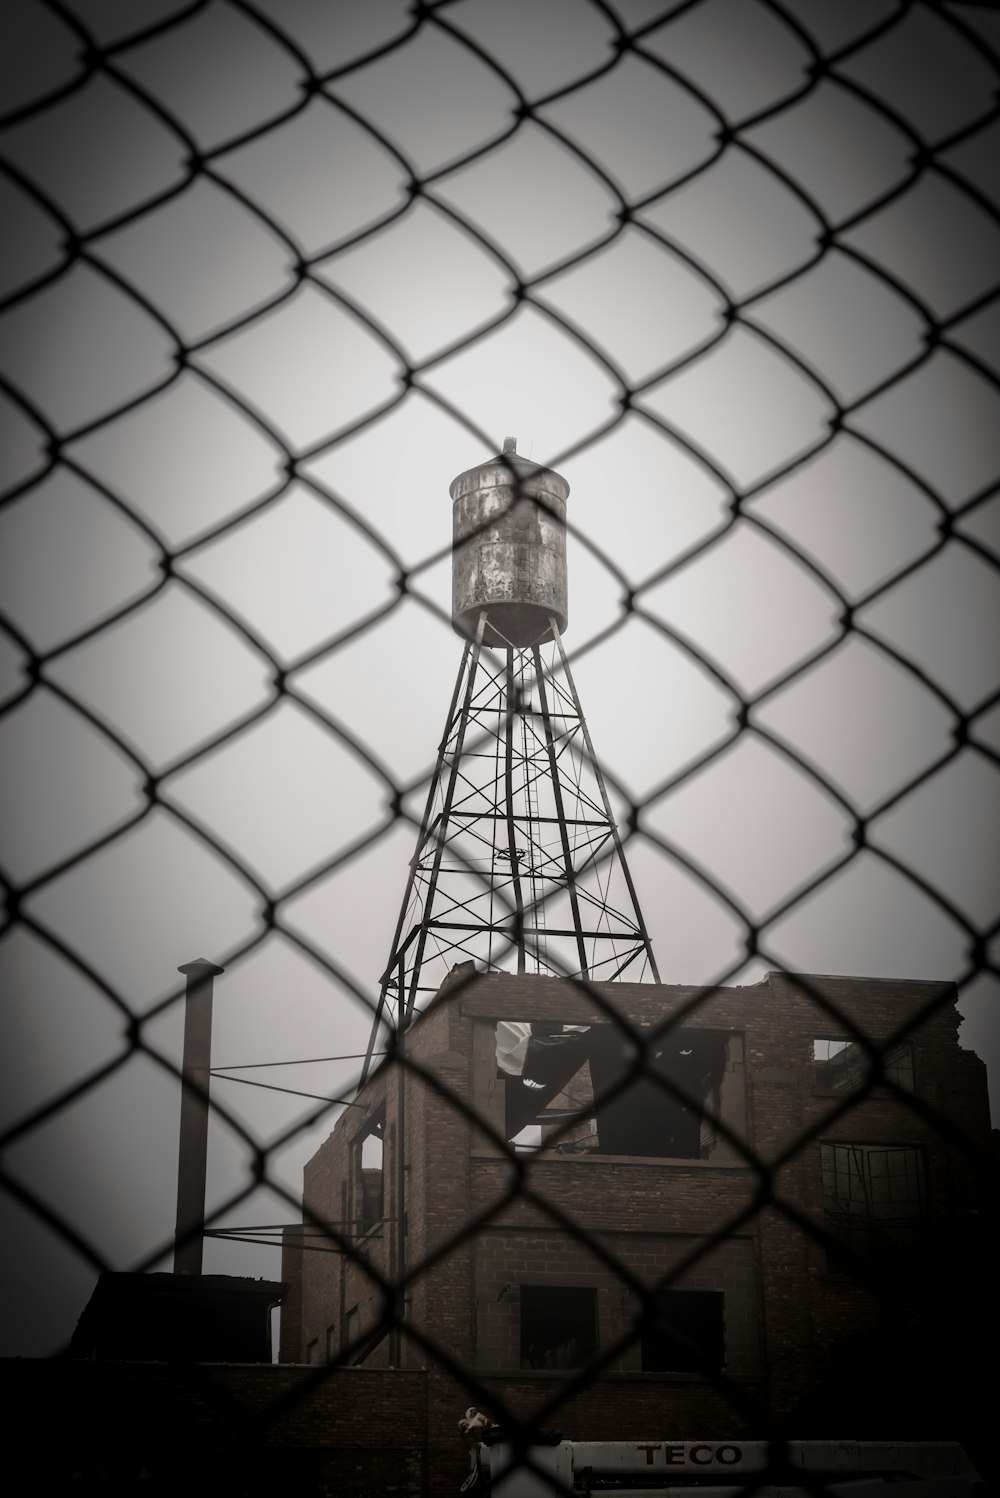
393, 954, 406, 1367
173, 958, 224, 1275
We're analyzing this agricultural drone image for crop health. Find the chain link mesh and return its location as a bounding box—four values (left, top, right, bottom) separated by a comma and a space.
1, 0, 998, 1491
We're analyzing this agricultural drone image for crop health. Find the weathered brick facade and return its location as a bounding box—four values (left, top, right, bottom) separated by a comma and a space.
282, 968, 993, 1494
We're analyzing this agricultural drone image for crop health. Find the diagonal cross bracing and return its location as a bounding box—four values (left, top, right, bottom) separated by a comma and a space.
361, 616, 658, 1079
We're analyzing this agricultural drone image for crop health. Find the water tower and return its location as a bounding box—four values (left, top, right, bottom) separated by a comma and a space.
362, 439, 658, 1077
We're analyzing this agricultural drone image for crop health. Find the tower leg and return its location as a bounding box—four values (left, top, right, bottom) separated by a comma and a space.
360, 614, 488, 1084
550, 622, 660, 983
533, 643, 589, 978
504, 647, 527, 974
403, 611, 488, 1020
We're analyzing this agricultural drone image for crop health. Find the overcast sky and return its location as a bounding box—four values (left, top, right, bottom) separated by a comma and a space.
0, 0, 998, 1357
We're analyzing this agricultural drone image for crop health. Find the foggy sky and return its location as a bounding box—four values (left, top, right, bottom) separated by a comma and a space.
0, 0, 998, 1357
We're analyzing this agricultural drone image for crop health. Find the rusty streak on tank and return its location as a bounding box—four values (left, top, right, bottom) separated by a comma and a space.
450, 435, 569, 647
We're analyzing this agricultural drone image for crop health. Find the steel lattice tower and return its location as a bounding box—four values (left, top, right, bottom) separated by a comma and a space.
362, 439, 658, 1079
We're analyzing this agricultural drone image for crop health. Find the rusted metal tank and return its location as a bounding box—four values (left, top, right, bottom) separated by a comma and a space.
450, 437, 569, 646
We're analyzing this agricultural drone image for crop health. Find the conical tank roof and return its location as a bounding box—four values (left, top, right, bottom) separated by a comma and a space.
448, 437, 570, 504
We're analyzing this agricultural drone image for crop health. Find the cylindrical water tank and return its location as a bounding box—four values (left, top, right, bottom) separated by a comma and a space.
450, 437, 569, 647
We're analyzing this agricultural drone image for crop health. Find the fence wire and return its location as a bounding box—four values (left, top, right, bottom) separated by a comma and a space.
1, 0, 998, 1493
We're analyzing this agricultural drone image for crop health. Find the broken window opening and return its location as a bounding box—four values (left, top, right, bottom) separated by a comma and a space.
814, 1038, 914, 1093
520, 1285, 597, 1370
639, 1289, 725, 1373
495, 1021, 739, 1160
353, 1109, 385, 1235
821, 1142, 928, 1265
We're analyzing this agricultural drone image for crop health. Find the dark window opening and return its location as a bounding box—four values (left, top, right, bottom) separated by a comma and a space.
325, 1324, 336, 1362
353, 1110, 384, 1234
496, 1022, 734, 1159
640, 1289, 725, 1373
814, 1039, 913, 1093
305, 1338, 319, 1365
520, 1285, 597, 1369
821, 1142, 927, 1265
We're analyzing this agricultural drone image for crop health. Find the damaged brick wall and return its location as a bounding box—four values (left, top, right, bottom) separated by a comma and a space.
285, 968, 993, 1492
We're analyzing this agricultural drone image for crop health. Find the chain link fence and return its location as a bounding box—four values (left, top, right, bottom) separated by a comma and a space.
1, 0, 998, 1491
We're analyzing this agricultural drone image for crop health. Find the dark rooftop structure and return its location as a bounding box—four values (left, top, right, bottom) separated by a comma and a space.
69, 1271, 286, 1363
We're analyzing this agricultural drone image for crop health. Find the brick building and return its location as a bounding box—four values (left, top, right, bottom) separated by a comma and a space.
280, 967, 993, 1491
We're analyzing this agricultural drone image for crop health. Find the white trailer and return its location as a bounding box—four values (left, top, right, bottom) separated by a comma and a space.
471, 1439, 984, 1497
